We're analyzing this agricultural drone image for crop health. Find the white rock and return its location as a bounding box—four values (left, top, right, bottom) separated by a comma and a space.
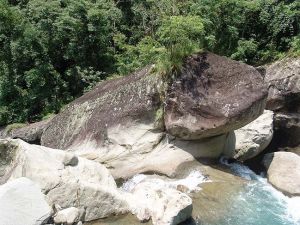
54, 207, 80, 225
0, 177, 51, 225
224, 110, 274, 161
0, 139, 128, 222
125, 176, 193, 225
263, 152, 300, 196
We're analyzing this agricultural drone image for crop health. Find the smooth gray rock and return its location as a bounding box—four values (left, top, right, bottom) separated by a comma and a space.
125, 175, 193, 225
0, 139, 129, 222
54, 207, 80, 225
0, 177, 51, 225
78, 132, 234, 179
263, 152, 300, 196
224, 110, 274, 161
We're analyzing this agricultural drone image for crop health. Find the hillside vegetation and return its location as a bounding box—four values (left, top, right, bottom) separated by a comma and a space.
0, 0, 299, 125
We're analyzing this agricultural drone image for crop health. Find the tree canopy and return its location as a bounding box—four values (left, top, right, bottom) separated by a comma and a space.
0, 0, 299, 125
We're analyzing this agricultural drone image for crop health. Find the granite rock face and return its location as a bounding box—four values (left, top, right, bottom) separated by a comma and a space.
0, 139, 202, 225
263, 57, 300, 153
41, 66, 163, 151
264, 57, 300, 112
165, 52, 268, 140
79, 133, 234, 179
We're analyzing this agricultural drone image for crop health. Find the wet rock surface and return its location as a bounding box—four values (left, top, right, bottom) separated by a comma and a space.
85, 161, 246, 225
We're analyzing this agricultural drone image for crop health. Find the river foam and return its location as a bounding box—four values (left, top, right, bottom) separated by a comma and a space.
121, 170, 209, 193
220, 157, 300, 225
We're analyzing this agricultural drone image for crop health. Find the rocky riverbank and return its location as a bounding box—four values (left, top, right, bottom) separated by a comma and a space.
0, 53, 299, 225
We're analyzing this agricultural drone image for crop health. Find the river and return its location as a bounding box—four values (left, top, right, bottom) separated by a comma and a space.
86, 159, 300, 225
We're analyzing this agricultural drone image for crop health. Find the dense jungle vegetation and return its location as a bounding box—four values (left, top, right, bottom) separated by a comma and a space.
0, 0, 299, 125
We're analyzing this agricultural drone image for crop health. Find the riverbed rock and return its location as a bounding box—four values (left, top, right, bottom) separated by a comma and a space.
263, 152, 300, 196
0, 119, 51, 144
164, 52, 268, 140
0, 139, 128, 221
0, 177, 52, 225
225, 110, 274, 161
125, 177, 193, 225
53, 207, 80, 225
264, 57, 300, 112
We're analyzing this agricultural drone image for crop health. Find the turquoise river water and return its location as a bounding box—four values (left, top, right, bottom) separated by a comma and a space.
87, 160, 300, 225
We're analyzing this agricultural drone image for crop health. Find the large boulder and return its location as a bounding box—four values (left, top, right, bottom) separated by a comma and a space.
41, 66, 163, 151
264, 57, 300, 112
164, 52, 268, 140
263, 152, 300, 196
0, 177, 52, 225
224, 110, 274, 161
39, 53, 266, 178
261, 57, 300, 153
0, 139, 128, 221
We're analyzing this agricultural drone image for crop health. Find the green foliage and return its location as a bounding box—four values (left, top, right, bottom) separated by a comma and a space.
41, 113, 55, 121
115, 16, 204, 75
0, 0, 121, 125
231, 39, 258, 64
290, 36, 300, 56
0, 0, 299, 125
156, 16, 204, 74
189, 0, 299, 64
